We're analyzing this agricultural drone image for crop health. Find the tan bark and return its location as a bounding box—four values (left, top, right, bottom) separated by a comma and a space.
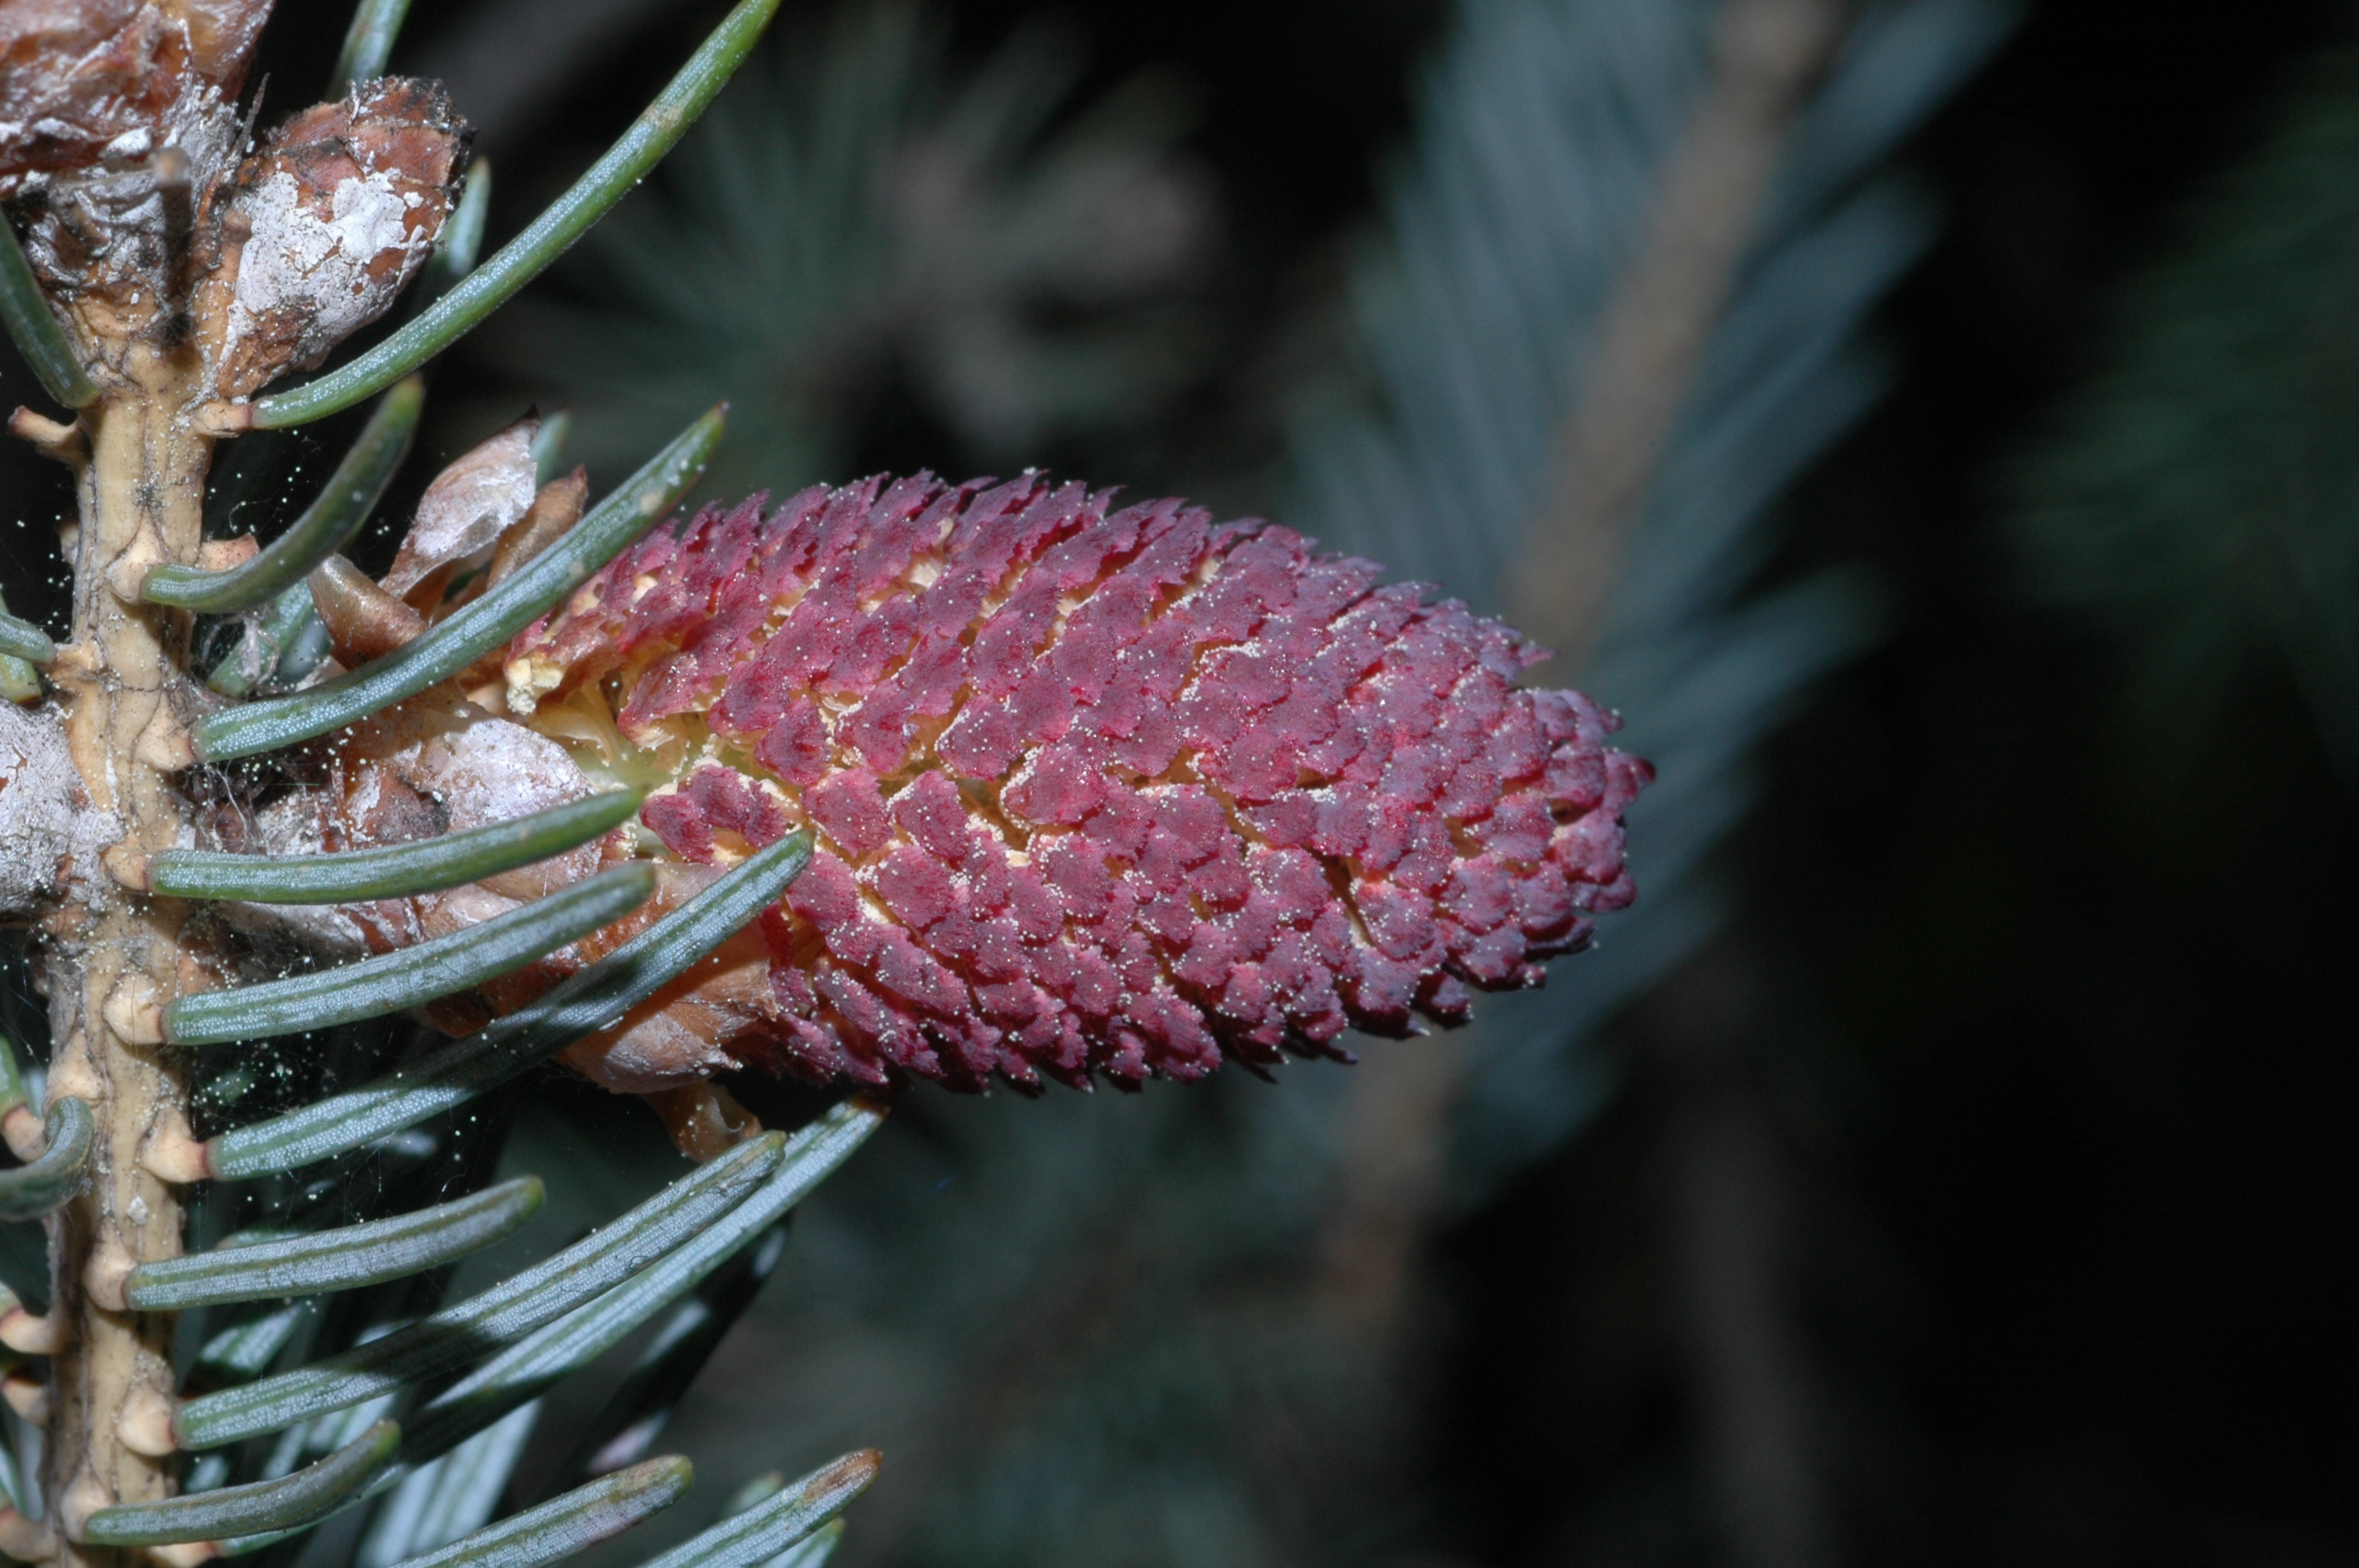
38, 338, 211, 1563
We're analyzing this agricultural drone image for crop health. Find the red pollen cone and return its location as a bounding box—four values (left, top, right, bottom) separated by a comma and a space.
504, 472, 1651, 1093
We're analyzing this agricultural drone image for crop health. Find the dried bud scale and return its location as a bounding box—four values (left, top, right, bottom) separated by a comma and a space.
505, 474, 1649, 1094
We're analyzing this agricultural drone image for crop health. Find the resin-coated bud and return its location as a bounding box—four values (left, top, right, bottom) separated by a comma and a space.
506, 473, 1650, 1094
200, 77, 467, 399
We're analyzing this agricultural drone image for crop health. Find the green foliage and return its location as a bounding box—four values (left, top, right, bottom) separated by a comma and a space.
486, 0, 1214, 500
178, 1135, 794, 1450
397, 1113, 876, 1466
358, 1403, 543, 1566
202, 830, 814, 1177
194, 406, 723, 760
333, 0, 419, 96
124, 1178, 544, 1312
420, 165, 496, 308
0, 608, 53, 666
372, 1455, 696, 1568
724, 1078, 1398, 1568
2012, 40, 2359, 784
84, 1421, 400, 1548
633, 1457, 871, 1568
149, 790, 645, 904
0, 591, 39, 700
166, 866, 656, 1045
530, 1225, 790, 1497
0, 1031, 31, 1123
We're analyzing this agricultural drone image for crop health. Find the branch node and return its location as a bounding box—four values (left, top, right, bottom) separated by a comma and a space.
8, 407, 85, 463
60, 1469, 111, 1543
191, 402, 253, 437
2, 1103, 45, 1163
2, 1370, 51, 1425
133, 707, 196, 772
83, 1237, 138, 1312
118, 1385, 178, 1457
101, 971, 166, 1044
0, 1506, 56, 1562
195, 535, 260, 572
103, 840, 154, 894
143, 1107, 216, 1184
0, 1301, 65, 1356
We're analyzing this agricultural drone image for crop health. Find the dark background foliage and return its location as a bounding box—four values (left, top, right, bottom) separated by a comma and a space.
8, 0, 2358, 1563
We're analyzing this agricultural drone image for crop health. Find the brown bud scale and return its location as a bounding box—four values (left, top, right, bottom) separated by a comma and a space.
199, 77, 467, 399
